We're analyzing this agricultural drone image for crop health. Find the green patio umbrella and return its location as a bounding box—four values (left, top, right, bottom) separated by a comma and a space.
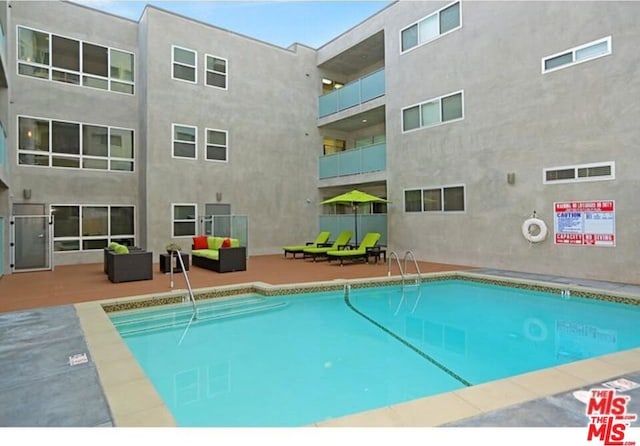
321, 189, 389, 245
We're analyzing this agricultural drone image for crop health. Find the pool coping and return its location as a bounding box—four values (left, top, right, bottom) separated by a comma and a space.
75, 271, 640, 427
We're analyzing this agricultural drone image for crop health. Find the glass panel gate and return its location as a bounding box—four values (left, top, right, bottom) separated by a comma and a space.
10, 214, 53, 272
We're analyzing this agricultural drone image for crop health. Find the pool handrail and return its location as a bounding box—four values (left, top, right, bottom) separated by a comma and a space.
170, 250, 198, 319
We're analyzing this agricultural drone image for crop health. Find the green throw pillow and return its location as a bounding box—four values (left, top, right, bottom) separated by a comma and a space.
114, 244, 129, 254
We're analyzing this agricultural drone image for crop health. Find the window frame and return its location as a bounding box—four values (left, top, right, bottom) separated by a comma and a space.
16, 25, 135, 95
171, 45, 197, 84
543, 161, 615, 184
204, 54, 228, 90
400, 1, 462, 54
51, 204, 136, 252
171, 123, 198, 160
542, 36, 612, 74
205, 128, 228, 163
403, 184, 466, 213
172, 203, 198, 238
17, 115, 135, 172
401, 90, 464, 133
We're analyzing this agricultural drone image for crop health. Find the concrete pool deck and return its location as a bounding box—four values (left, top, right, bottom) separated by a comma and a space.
1, 265, 640, 428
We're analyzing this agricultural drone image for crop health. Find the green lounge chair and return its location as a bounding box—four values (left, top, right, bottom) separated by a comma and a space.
302, 230, 353, 262
283, 231, 331, 259
326, 232, 381, 265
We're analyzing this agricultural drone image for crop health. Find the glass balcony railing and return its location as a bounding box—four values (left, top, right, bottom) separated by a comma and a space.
318, 69, 385, 118
319, 142, 386, 179
0, 22, 5, 66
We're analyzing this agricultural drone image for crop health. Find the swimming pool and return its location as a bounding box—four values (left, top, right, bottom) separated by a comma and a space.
109, 278, 640, 427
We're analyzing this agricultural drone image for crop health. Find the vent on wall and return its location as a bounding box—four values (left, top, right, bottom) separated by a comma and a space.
543, 162, 615, 184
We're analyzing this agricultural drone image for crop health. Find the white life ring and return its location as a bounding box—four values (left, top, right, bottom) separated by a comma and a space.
522, 217, 548, 243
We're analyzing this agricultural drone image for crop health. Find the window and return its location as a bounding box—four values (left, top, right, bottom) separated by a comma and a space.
205, 54, 227, 89
544, 162, 615, 184
402, 91, 463, 132
401, 1, 461, 52
110, 49, 134, 93
206, 129, 228, 162
18, 116, 134, 171
404, 185, 465, 213
172, 124, 197, 159
323, 138, 346, 155
172, 46, 196, 83
355, 134, 386, 148
17, 26, 134, 94
173, 204, 197, 237
51, 204, 135, 251
542, 36, 611, 73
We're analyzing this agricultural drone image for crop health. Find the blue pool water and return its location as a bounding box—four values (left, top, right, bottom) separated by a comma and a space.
110, 280, 640, 427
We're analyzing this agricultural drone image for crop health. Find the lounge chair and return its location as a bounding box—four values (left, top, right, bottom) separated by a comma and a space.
283, 231, 331, 259
326, 232, 381, 266
302, 230, 353, 262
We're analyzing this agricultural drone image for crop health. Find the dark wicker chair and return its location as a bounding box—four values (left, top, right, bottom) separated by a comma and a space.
106, 250, 153, 283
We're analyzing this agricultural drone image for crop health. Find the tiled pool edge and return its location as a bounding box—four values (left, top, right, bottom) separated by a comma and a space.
75, 301, 177, 427
77, 273, 640, 427
99, 271, 640, 315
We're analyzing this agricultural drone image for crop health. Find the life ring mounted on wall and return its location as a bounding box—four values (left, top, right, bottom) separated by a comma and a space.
522, 212, 548, 243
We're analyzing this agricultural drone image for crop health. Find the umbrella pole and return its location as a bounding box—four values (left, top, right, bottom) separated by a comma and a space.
354, 203, 358, 246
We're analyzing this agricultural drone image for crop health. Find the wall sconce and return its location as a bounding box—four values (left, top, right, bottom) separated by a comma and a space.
507, 172, 516, 185
216, 192, 222, 202
23, 188, 32, 199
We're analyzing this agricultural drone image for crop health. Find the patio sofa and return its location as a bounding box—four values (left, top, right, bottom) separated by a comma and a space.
191, 236, 247, 273
104, 243, 153, 283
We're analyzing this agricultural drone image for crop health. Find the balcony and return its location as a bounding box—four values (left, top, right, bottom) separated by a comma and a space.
318, 69, 385, 118
0, 22, 6, 88
319, 142, 386, 180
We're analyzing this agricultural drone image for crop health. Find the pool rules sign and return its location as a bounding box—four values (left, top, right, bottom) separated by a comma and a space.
554, 201, 616, 247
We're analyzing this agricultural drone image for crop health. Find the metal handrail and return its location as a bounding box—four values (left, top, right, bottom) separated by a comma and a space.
402, 250, 422, 286
169, 250, 198, 319
387, 251, 404, 284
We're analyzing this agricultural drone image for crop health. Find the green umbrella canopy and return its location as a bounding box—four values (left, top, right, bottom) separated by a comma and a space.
321, 190, 389, 245
321, 190, 389, 205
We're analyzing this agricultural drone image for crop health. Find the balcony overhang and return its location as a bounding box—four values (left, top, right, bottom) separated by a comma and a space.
318, 103, 385, 132
318, 30, 385, 77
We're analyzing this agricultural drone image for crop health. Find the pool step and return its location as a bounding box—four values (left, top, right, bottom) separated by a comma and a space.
110, 296, 286, 336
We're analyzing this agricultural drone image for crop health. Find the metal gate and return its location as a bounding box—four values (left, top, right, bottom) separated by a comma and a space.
10, 213, 54, 272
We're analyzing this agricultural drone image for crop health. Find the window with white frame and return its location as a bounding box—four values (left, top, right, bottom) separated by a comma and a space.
17, 26, 134, 94
18, 116, 134, 171
172, 45, 196, 83
544, 161, 615, 184
205, 129, 227, 161
404, 185, 465, 212
542, 36, 611, 73
401, 1, 461, 53
172, 204, 197, 237
172, 124, 197, 159
402, 91, 463, 132
205, 54, 227, 89
51, 204, 134, 251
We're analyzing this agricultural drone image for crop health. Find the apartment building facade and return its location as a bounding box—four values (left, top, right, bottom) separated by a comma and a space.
0, 1, 638, 284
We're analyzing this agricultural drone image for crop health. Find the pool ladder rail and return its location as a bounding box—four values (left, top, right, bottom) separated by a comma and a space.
387, 250, 422, 288
168, 250, 198, 319
388, 250, 422, 315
